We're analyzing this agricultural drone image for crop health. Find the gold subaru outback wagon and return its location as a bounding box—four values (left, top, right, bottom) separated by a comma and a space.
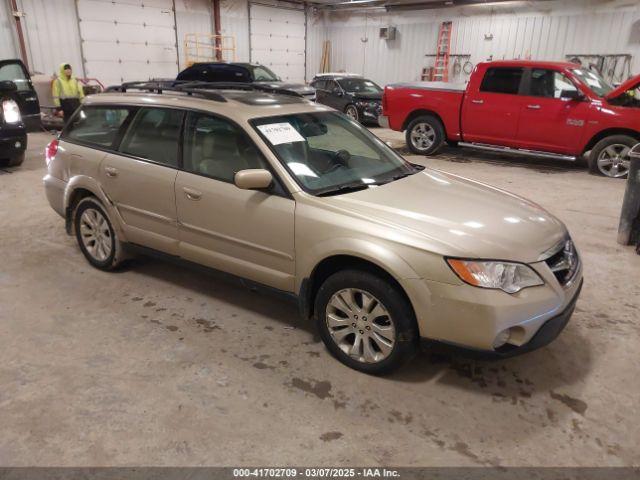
43, 83, 582, 374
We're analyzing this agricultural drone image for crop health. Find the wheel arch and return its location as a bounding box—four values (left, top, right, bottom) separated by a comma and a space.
298, 254, 416, 322
583, 128, 640, 154
402, 109, 446, 136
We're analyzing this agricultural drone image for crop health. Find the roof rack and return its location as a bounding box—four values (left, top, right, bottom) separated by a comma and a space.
104, 80, 228, 102
103, 80, 304, 102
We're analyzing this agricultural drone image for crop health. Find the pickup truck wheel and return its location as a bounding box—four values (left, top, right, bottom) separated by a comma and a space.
588, 135, 636, 178
314, 269, 418, 375
406, 116, 444, 155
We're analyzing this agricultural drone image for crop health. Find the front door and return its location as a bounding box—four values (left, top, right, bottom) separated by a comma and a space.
461, 66, 525, 147
100, 107, 184, 254
175, 111, 295, 291
516, 68, 591, 154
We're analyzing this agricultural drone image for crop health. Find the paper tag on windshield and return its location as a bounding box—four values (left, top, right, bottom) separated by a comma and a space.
257, 123, 305, 145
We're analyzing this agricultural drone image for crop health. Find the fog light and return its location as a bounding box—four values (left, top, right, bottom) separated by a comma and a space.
15, 141, 21, 148
493, 329, 511, 349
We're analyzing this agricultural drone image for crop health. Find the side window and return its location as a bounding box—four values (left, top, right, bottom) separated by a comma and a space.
183, 112, 267, 182
328, 81, 341, 94
480, 67, 524, 95
313, 80, 327, 90
119, 108, 184, 167
63, 106, 132, 148
529, 69, 577, 98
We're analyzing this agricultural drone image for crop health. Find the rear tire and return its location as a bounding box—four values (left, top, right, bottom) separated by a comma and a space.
74, 197, 125, 271
588, 135, 636, 178
405, 115, 445, 155
314, 269, 418, 375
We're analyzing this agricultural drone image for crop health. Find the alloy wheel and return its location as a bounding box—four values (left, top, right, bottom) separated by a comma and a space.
597, 144, 631, 178
345, 106, 359, 122
79, 208, 113, 262
410, 123, 436, 151
325, 288, 396, 364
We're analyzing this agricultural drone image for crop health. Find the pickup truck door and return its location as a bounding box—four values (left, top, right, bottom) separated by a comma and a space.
461, 66, 525, 147
516, 68, 590, 155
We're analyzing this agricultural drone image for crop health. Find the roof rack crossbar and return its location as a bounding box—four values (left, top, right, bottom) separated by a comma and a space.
174, 81, 304, 98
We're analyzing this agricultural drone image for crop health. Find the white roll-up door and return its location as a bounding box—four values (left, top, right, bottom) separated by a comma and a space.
249, 4, 306, 83
76, 0, 179, 87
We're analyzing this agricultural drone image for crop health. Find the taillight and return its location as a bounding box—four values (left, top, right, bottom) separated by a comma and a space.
45, 139, 59, 166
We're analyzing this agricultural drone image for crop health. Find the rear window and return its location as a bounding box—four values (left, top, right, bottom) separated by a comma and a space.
480, 67, 524, 95
63, 106, 133, 148
0, 62, 30, 92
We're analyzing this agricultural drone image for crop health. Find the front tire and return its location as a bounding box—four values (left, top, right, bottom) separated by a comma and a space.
8, 152, 25, 167
405, 115, 445, 155
314, 269, 418, 374
344, 104, 359, 122
74, 197, 125, 270
588, 135, 636, 178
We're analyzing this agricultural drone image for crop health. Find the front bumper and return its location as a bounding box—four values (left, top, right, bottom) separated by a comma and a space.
425, 279, 582, 359
0, 129, 27, 158
404, 257, 583, 355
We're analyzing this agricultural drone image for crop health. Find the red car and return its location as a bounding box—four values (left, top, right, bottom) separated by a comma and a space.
380, 60, 640, 178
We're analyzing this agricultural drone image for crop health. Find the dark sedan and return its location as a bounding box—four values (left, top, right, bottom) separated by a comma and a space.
311, 74, 383, 125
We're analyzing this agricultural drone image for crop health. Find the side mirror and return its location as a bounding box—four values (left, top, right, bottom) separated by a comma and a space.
234, 169, 273, 190
560, 89, 584, 101
0, 80, 17, 92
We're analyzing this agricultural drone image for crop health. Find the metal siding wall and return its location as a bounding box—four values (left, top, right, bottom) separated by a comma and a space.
306, 9, 328, 80
321, 1, 640, 86
0, 0, 18, 59
18, 0, 83, 76
175, 0, 214, 69
221, 0, 250, 62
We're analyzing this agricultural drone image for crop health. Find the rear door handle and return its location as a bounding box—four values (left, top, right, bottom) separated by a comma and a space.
527, 104, 541, 110
104, 166, 118, 177
471, 99, 484, 104
183, 187, 202, 201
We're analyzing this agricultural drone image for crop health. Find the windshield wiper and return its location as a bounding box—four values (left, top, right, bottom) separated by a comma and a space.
316, 182, 372, 197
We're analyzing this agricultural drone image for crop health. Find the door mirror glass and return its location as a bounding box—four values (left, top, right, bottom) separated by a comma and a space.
234, 169, 273, 190
560, 89, 584, 101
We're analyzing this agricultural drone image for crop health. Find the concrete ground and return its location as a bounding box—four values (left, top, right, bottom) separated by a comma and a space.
1, 130, 639, 467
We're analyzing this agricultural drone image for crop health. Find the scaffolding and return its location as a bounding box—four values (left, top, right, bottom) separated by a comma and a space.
184, 33, 237, 66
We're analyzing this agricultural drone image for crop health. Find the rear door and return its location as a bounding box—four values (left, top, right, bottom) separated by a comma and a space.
0, 60, 40, 124
516, 68, 591, 154
100, 107, 184, 255
461, 66, 525, 146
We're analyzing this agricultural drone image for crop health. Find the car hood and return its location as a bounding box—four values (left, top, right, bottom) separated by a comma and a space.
256, 81, 315, 95
323, 169, 567, 263
605, 73, 640, 100
351, 92, 382, 101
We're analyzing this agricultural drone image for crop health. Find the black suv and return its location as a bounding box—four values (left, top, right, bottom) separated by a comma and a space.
0, 80, 27, 167
176, 62, 315, 100
310, 74, 383, 125
0, 59, 40, 131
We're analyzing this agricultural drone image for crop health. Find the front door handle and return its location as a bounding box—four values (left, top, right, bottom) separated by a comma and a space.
471, 99, 484, 104
527, 104, 541, 110
183, 187, 202, 201
104, 166, 118, 177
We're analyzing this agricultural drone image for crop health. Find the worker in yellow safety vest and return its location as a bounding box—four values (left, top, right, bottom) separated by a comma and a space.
52, 63, 85, 121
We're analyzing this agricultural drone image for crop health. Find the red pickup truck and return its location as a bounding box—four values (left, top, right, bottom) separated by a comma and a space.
380, 60, 640, 178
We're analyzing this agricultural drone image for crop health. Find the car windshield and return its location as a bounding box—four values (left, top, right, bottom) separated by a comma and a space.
251, 65, 280, 82
252, 112, 420, 196
571, 68, 613, 97
0, 62, 30, 91
338, 78, 382, 94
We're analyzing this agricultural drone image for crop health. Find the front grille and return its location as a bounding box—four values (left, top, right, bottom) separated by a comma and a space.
544, 239, 579, 286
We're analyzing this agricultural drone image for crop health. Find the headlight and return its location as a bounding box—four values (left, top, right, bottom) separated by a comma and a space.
446, 258, 544, 294
2, 99, 21, 124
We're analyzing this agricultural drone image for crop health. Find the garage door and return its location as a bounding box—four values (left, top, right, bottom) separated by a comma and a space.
249, 4, 306, 83
76, 0, 179, 87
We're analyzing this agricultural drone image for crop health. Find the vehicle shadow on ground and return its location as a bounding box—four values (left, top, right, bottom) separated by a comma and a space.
393, 326, 592, 402
126, 255, 317, 337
